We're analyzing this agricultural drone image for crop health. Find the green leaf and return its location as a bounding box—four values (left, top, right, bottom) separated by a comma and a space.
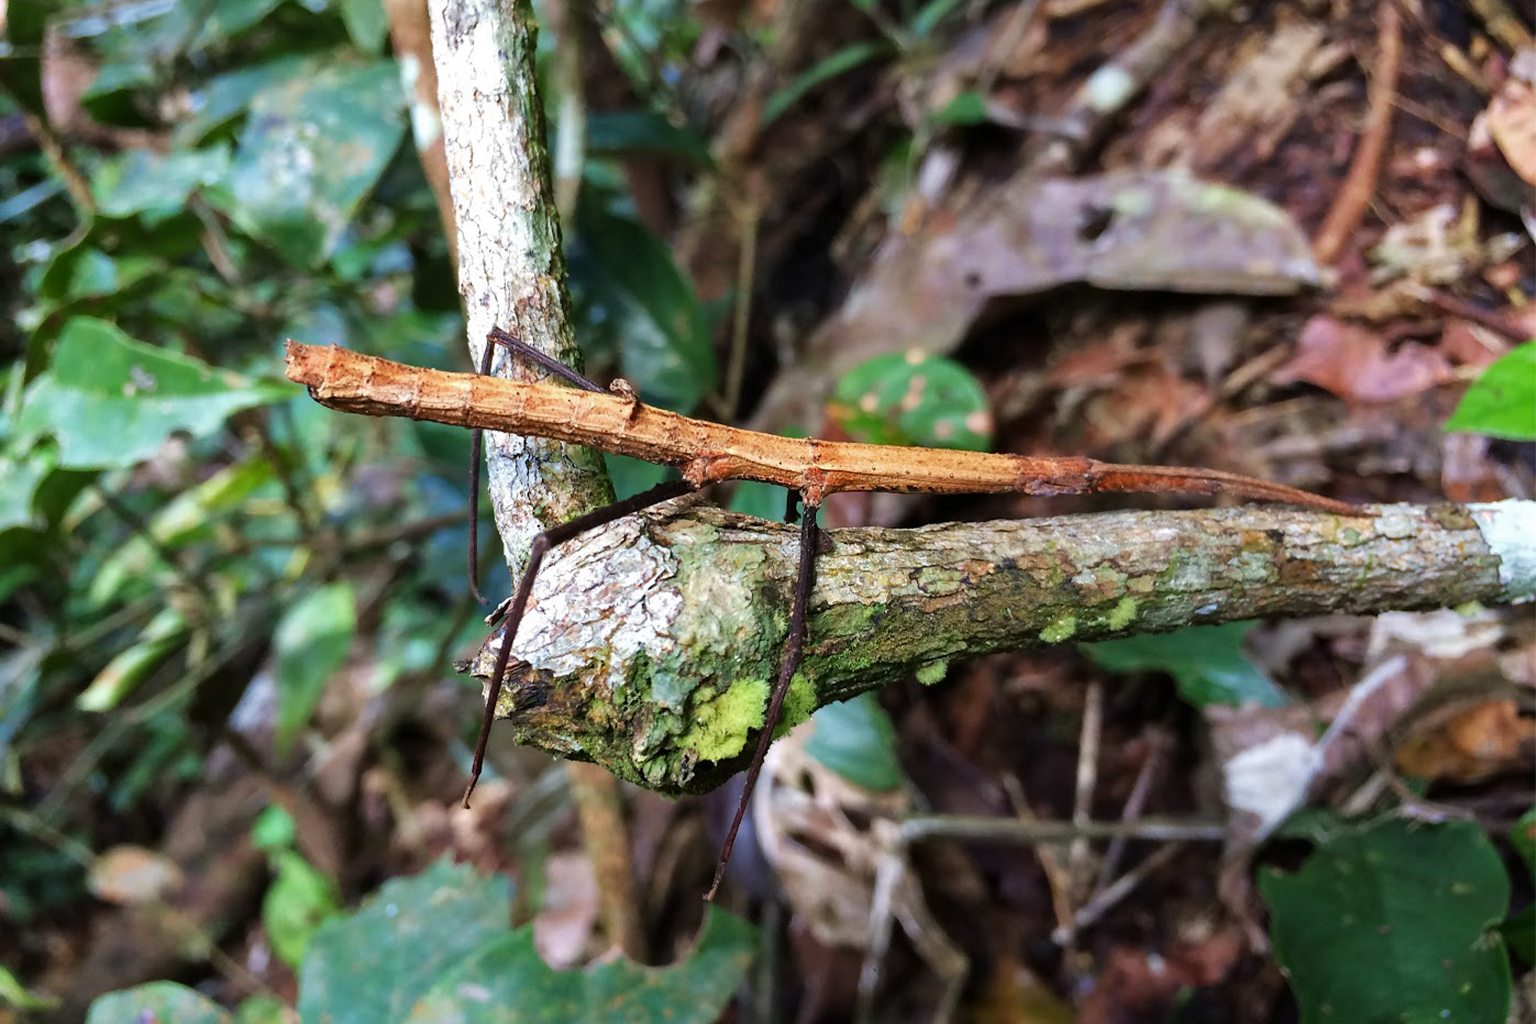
87, 982, 232, 1024
91, 146, 231, 222
251, 805, 297, 852
76, 607, 189, 712
762, 40, 891, 129
804, 692, 904, 792
298, 859, 514, 1024
411, 904, 756, 1023
1083, 622, 1289, 708
829, 351, 992, 450
15, 318, 294, 469
605, 453, 671, 501
0, 964, 56, 1010
0, 448, 53, 532
175, 56, 314, 147
264, 849, 341, 968
1505, 808, 1536, 963
0, 644, 45, 763
1260, 818, 1511, 1024
87, 456, 275, 607
932, 90, 988, 126
214, 57, 406, 267
584, 110, 713, 166
1445, 340, 1536, 440
1502, 904, 1534, 964
232, 994, 290, 1024
339, 0, 390, 52
729, 480, 788, 522
273, 581, 357, 755
1513, 807, 1535, 878
569, 203, 716, 413
910, 0, 971, 39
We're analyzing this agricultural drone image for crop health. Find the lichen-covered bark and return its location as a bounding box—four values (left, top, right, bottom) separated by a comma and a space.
428, 0, 610, 569
461, 499, 1535, 795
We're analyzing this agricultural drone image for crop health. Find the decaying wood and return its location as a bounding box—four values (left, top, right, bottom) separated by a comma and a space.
285, 341, 1357, 513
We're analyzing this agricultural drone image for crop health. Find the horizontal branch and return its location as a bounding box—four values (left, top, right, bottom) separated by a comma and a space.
460, 498, 1536, 795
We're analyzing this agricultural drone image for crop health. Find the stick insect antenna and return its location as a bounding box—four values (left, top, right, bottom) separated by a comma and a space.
463, 478, 697, 807
468, 327, 609, 603
706, 495, 820, 901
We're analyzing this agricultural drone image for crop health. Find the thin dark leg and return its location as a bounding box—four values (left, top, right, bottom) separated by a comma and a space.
468, 327, 610, 604
487, 326, 607, 393
463, 479, 696, 807
706, 496, 820, 901
467, 338, 498, 604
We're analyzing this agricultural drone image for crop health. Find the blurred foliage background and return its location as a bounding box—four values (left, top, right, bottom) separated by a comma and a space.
2, 0, 1533, 1021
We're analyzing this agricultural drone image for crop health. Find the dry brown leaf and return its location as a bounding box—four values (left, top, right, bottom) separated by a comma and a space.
88, 846, 185, 907
1394, 699, 1536, 784
533, 852, 601, 968
1191, 22, 1347, 165
754, 720, 969, 1010
1271, 315, 1453, 403
1487, 75, 1536, 185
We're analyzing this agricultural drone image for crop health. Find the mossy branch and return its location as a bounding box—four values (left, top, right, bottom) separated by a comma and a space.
460, 499, 1536, 795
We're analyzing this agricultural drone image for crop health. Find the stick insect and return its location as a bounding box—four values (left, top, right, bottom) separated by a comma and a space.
284, 332, 1362, 900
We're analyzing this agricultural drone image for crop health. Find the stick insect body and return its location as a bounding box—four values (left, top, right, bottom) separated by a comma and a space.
284, 333, 1361, 901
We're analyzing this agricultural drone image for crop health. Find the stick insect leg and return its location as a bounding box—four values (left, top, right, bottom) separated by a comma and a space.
468, 327, 611, 604
706, 495, 820, 902
486, 326, 608, 393
463, 479, 696, 807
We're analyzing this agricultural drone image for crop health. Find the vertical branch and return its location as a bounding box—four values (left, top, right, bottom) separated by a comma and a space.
426, 0, 642, 952
427, 0, 612, 573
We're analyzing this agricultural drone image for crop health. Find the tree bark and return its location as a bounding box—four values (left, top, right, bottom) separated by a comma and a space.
459, 499, 1536, 795
427, 0, 611, 572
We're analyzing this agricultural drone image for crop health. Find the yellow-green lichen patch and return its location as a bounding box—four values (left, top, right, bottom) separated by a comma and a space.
773, 673, 817, 737
681, 678, 768, 762
1105, 596, 1138, 630
915, 659, 949, 685
1039, 613, 1078, 643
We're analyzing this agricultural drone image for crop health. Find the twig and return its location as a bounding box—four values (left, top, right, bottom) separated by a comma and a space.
1001, 773, 1075, 935
1052, 842, 1185, 945
900, 815, 1226, 845
567, 761, 647, 960
1415, 285, 1535, 345
1312, 3, 1402, 264
1094, 728, 1168, 897
551, 0, 588, 223
1067, 679, 1103, 903
722, 198, 760, 418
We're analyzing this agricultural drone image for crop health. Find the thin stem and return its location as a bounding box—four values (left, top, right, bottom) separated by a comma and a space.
94, 485, 216, 607
899, 815, 1225, 845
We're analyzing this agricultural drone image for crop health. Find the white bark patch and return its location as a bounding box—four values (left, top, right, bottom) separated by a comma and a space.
515, 517, 682, 692
1468, 499, 1536, 602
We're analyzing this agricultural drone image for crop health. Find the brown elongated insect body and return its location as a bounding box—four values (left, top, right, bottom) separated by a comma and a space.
284, 341, 1357, 515
285, 336, 1361, 900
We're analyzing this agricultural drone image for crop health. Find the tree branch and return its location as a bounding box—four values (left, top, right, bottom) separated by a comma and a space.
428, 0, 610, 572
457, 499, 1536, 795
